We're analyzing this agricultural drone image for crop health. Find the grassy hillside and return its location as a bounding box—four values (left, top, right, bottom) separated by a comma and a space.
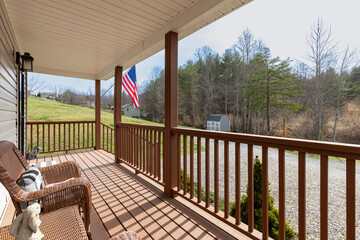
28, 96, 163, 127
27, 96, 203, 154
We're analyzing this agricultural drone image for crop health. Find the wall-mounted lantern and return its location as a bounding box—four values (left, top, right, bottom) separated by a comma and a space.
16, 52, 34, 72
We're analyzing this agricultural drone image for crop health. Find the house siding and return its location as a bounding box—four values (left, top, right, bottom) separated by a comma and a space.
0, 0, 18, 144
0, 0, 19, 224
122, 105, 140, 118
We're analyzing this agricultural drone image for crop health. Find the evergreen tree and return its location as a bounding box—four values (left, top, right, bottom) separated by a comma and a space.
249, 50, 301, 135
230, 156, 297, 239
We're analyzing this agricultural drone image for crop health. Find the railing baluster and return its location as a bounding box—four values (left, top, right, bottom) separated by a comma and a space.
30, 123, 33, 150
320, 155, 328, 240
131, 128, 133, 164
346, 158, 356, 240
262, 146, 269, 239
147, 130, 150, 173
68, 123, 70, 150
42, 124, 44, 152
224, 140, 229, 218
58, 123, 61, 151
107, 126, 109, 152
298, 151, 306, 240
53, 124, 55, 152
154, 131, 157, 176
132, 128, 134, 165
214, 139, 219, 213
36, 124, 39, 149
120, 125, 124, 159
197, 136, 201, 203
235, 142, 241, 224
82, 123, 84, 149
177, 134, 181, 191
142, 128, 145, 171
77, 123, 80, 149
205, 138, 210, 208
73, 123, 75, 150
183, 135, 187, 195
47, 124, 50, 153
158, 131, 162, 181
102, 124, 105, 150
87, 122, 89, 148
126, 127, 128, 162
248, 144, 254, 232
279, 148, 285, 240
129, 127, 131, 162
190, 136, 194, 199
134, 128, 138, 168
64, 123, 66, 150
150, 130, 153, 174
91, 123, 93, 147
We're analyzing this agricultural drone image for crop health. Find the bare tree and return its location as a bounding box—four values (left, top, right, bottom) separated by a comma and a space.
306, 18, 337, 140
49, 84, 64, 99
27, 74, 47, 95
333, 46, 357, 141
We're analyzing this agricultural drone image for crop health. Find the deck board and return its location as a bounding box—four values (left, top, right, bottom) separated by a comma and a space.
15, 150, 251, 239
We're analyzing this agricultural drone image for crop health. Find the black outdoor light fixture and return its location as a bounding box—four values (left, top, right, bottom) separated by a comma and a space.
16, 52, 34, 72
15, 51, 34, 154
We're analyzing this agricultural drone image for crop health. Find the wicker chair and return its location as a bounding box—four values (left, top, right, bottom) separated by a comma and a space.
0, 141, 91, 234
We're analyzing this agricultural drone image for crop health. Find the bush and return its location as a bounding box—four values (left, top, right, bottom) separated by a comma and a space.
229, 156, 296, 239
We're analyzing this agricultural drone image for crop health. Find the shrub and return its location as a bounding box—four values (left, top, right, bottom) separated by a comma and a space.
229, 156, 296, 240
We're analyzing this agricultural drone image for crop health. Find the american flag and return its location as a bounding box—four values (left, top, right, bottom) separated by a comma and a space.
122, 65, 139, 108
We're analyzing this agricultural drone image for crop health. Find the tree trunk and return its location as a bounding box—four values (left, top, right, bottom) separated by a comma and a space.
266, 79, 270, 136
333, 97, 340, 142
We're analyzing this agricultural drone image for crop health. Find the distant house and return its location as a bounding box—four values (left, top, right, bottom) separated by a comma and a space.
122, 103, 140, 118
86, 101, 95, 107
206, 114, 230, 132
40, 92, 57, 100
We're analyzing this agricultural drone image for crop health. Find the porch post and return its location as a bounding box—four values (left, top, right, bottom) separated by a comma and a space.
95, 79, 101, 150
114, 66, 123, 163
164, 31, 178, 197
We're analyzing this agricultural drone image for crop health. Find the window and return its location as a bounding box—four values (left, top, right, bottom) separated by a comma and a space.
127, 108, 129, 111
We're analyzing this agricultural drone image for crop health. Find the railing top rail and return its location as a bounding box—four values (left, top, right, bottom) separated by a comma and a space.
27, 120, 96, 124
101, 123, 114, 129
171, 127, 360, 159
117, 122, 165, 132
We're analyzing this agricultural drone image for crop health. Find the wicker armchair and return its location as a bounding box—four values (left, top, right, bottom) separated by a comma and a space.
0, 141, 91, 233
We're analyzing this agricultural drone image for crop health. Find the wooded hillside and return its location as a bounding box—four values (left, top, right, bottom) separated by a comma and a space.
141, 19, 360, 143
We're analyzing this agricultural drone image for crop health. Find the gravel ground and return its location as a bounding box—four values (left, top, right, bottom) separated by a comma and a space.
180, 140, 360, 239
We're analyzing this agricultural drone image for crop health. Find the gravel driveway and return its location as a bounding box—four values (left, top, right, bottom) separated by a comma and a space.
180, 140, 360, 239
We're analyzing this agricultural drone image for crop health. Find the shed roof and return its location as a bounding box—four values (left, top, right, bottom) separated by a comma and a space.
207, 114, 227, 121
3, 0, 252, 80
122, 103, 133, 109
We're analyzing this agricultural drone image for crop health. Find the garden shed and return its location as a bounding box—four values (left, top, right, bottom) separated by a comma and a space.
206, 114, 230, 132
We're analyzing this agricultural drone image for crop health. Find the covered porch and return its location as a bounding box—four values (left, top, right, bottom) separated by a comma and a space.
0, 0, 359, 239
1, 149, 251, 240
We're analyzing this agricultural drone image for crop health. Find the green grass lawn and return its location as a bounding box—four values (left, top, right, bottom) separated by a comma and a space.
28, 96, 161, 127
27, 96, 203, 154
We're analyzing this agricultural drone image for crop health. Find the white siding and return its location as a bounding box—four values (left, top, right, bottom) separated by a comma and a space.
0, 0, 18, 144
0, 0, 19, 225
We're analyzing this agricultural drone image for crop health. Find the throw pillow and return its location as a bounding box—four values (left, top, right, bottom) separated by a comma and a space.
17, 166, 43, 211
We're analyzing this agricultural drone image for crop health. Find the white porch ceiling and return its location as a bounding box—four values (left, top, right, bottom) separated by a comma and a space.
3, 0, 251, 80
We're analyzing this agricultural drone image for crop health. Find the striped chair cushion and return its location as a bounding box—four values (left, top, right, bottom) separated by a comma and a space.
17, 166, 43, 211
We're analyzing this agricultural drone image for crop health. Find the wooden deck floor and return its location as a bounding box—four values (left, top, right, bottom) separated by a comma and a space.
9, 150, 250, 239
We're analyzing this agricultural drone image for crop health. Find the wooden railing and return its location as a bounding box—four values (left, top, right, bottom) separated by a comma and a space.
171, 127, 359, 240
27, 121, 96, 154
101, 123, 114, 154
117, 122, 164, 185
116, 122, 359, 240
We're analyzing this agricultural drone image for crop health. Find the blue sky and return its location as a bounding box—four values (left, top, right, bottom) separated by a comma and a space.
30, 0, 360, 95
